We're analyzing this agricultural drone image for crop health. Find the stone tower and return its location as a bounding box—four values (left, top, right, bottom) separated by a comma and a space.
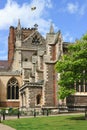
43, 23, 63, 107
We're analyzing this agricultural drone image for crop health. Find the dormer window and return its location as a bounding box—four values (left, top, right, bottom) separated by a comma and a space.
32, 35, 40, 45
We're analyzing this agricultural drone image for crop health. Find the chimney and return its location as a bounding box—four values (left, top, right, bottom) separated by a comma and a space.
8, 26, 15, 66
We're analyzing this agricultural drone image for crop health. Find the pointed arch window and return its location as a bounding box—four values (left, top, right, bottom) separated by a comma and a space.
7, 77, 19, 99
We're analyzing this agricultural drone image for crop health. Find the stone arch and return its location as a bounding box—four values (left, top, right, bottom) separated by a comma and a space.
7, 77, 19, 99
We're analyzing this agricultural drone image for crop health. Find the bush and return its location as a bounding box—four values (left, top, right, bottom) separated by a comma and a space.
0, 108, 20, 116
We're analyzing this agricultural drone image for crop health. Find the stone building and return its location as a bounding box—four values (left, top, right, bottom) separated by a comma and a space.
0, 20, 87, 110
0, 20, 67, 109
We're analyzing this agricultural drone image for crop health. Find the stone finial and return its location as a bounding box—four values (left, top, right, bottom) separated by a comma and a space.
17, 19, 21, 31
58, 30, 62, 40
16, 19, 21, 40
34, 24, 38, 30
49, 22, 54, 34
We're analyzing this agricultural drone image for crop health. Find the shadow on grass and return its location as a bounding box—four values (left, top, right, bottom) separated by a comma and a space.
67, 116, 85, 120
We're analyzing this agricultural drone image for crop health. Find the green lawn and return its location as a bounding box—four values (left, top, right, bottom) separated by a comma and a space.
2, 114, 87, 130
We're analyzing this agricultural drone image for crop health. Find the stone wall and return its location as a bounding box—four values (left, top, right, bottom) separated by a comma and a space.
44, 63, 57, 107
22, 50, 36, 62
29, 87, 42, 108
66, 95, 87, 106
0, 101, 20, 107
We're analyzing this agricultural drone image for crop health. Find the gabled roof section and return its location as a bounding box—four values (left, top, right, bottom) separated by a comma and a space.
20, 81, 43, 91
14, 27, 36, 41
22, 30, 46, 47
23, 30, 45, 42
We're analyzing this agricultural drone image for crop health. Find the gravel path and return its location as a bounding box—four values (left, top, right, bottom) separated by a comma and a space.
0, 123, 16, 130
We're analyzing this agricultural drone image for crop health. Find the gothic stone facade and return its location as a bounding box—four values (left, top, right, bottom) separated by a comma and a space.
0, 20, 62, 108
0, 20, 87, 109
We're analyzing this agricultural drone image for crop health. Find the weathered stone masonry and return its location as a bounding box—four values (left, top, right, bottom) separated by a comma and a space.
2, 20, 83, 109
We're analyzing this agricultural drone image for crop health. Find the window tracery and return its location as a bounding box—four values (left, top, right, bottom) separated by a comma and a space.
7, 77, 19, 99
32, 35, 40, 45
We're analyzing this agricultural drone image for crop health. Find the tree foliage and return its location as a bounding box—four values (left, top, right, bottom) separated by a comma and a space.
55, 33, 87, 99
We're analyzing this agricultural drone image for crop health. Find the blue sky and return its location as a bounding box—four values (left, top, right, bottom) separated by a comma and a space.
0, 0, 87, 60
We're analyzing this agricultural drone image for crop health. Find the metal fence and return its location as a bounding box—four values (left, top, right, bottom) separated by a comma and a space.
0, 106, 87, 121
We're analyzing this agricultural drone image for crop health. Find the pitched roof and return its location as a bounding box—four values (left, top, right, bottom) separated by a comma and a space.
0, 60, 9, 70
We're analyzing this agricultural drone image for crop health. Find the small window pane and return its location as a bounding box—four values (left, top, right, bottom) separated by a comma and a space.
7, 78, 19, 100
16, 86, 19, 99
12, 86, 14, 99
7, 86, 10, 99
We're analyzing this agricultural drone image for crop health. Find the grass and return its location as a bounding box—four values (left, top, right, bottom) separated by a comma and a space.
2, 114, 87, 130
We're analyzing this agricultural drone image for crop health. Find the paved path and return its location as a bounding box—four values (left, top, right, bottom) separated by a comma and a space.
0, 123, 15, 130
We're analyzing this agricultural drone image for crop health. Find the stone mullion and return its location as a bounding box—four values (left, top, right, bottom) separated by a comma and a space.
14, 85, 16, 99
10, 86, 12, 99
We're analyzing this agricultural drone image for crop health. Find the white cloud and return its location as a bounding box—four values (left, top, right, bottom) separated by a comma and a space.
0, 0, 53, 33
79, 4, 87, 15
0, 55, 7, 60
67, 2, 79, 14
58, 1, 87, 16
66, 2, 87, 16
0, 0, 55, 60
45, 0, 52, 8
63, 32, 73, 42
0, 50, 6, 54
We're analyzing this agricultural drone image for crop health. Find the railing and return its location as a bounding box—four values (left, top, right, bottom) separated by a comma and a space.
0, 106, 87, 121
58, 105, 87, 113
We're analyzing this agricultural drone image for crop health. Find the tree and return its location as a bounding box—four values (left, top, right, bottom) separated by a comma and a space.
55, 33, 87, 99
